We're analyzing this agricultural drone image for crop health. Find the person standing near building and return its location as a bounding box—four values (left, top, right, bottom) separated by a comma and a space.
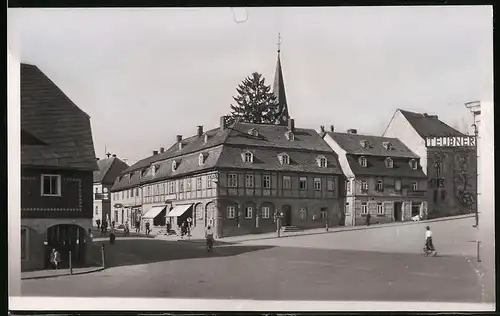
50, 248, 61, 270
96, 218, 101, 230
109, 225, 116, 244
366, 213, 371, 226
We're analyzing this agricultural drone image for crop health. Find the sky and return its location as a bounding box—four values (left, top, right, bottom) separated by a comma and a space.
9, 6, 493, 166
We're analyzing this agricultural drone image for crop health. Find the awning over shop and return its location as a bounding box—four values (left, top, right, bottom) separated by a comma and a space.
143, 206, 166, 219
167, 204, 193, 217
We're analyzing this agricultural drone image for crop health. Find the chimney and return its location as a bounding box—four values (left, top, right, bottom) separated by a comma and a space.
347, 129, 357, 134
112, 154, 116, 158
220, 116, 227, 131
152, 150, 158, 155
176, 135, 182, 142
197, 126, 204, 137
330, 125, 335, 132
106, 152, 111, 158
96, 157, 100, 161
160, 147, 165, 153
320, 125, 325, 133
288, 118, 295, 133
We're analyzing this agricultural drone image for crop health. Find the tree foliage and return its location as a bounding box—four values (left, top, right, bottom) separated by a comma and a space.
226, 72, 280, 125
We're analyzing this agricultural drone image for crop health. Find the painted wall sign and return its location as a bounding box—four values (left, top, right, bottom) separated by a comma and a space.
425, 136, 476, 148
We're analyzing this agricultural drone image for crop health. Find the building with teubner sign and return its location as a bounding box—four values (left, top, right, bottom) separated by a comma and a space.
383, 109, 477, 219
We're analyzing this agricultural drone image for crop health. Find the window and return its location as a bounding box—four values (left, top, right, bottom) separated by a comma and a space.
249, 128, 259, 136
228, 174, 238, 187
169, 182, 175, 194
245, 174, 254, 188
136, 188, 139, 196
199, 153, 205, 166
285, 131, 295, 140
360, 157, 367, 167
361, 180, 368, 192
280, 154, 290, 165
127, 190, 129, 198
376, 180, 384, 192
207, 176, 212, 189
244, 151, 253, 163
412, 182, 418, 191
172, 161, 177, 171
186, 179, 192, 191
114, 210, 119, 222
346, 180, 351, 193
197, 177, 202, 190
262, 207, 270, 219
377, 203, 384, 215
95, 187, 99, 193
361, 202, 368, 215
383, 202, 391, 215
21, 228, 28, 261
41, 174, 61, 196
321, 209, 328, 219
283, 176, 291, 189
385, 157, 394, 168
299, 177, 307, 190
345, 202, 350, 215
410, 159, 417, 170
327, 178, 335, 191
395, 179, 402, 191
245, 206, 253, 218
299, 208, 307, 220
227, 206, 236, 219
314, 178, 321, 191
318, 157, 327, 168
263, 175, 271, 189
95, 206, 99, 215
179, 180, 184, 192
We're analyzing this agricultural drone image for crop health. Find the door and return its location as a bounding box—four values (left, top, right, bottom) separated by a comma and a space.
394, 202, 402, 222
283, 205, 292, 226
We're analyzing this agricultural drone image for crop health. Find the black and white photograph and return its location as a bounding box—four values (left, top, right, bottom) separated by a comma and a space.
8, 6, 494, 312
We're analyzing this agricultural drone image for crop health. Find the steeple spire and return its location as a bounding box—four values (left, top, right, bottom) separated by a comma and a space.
273, 33, 290, 126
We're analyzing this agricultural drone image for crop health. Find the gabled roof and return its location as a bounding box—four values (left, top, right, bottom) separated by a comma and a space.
326, 132, 419, 158
346, 155, 426, 178
111, 121, 343, 191
94, 157, 129, 184
399, 109, 465, 138
21, 63, 98, 170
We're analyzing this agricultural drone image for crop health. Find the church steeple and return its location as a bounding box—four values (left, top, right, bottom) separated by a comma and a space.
273, 33, 290, 126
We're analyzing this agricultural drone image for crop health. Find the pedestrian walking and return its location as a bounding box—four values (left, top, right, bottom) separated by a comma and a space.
50, 248, 61, 270
135, 220, 140, 233
425, 226, 435, 251
145, 221, 151, 235
109, 226, 116, 244
112, 220, 115, 229
366, 213, 371, 226
166, 222, 171, 235
124, 221, 130, 236
96, 219, 101, 230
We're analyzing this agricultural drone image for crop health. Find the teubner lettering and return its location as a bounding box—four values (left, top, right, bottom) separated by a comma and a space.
425, 136, 476, 148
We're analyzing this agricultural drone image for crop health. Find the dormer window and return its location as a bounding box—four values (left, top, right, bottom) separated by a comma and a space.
242, 150, 254, 163
410, 159, 418, 170
285, 131, 295, 140
248, 128, 259, 137
172, 160, 178, 172
382, 141, 392, 151
359, 156, 367, 167
152, 165, 159, 176
279, 153, 290, 165
141, 169, 147, 177
360, 140, 369, 149
317, 156, 328, 168
199, 152, 208, 166
385, 157, 394, 168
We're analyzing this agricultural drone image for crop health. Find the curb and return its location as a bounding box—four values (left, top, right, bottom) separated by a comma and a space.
219, 214, 475, 244
21, 266, 105, 280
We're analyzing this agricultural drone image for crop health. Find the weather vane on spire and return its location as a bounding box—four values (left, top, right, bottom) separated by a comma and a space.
277, 33, 282, 53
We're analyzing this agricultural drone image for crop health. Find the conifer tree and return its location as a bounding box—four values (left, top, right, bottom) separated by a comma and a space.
226, 72, 280, 125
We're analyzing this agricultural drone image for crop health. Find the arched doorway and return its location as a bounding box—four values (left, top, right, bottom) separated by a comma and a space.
45, 224, 87, 269
194, 203, 204, 227
205, 202, 216, 228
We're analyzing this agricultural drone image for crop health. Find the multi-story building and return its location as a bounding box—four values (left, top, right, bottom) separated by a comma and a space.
111, 50, 345, 238
93, 153, 129, 227
383, 109, 477, 218
322, 127, 427, 226
20, 63, 98, 271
